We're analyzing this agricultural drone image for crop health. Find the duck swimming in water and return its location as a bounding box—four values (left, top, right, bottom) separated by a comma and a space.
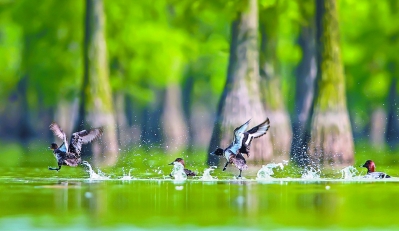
362, 160, 391, 179
210, 118, 270, 178
169, 158, 196, 177
48, 122, 103, 171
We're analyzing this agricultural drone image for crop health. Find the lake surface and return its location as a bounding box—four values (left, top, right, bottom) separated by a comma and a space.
0, 165, 398, 230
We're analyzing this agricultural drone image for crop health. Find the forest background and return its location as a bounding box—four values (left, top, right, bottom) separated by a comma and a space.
1, 0, 398, 172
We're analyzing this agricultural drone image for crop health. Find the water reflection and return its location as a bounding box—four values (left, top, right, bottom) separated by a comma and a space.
1, 179, 399, 229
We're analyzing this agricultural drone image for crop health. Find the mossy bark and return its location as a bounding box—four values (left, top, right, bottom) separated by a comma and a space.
208, 0, 272, 165
307, 0, 354, 166
79, 0, 118, 166
259, 5, 292, 161
291, 20, 317, 165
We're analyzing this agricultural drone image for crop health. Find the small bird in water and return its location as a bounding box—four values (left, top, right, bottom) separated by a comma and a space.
169, 158, 196, 177
362, 160, 391, 179
210, 118, 270, 178
48, 122, 103, 171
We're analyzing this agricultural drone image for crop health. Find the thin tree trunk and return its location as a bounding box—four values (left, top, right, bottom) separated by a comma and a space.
0, 75, 32, 143
208, 0, 272, 165
369, 106, 386, 149
259, 5, 292, 161
140, 89, 164, 147
162, 83, 189, 153
307, 0, 354, 166
386, 78, 399, 148
55, 98, 79, 137
77, 0, 118, 166
291, 21, 317, 165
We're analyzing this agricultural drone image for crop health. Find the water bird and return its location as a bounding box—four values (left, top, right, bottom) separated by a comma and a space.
362, 160, 391, 179
48, 123, 103, 171
169, 158, 196, 177
210, 118, 270, 178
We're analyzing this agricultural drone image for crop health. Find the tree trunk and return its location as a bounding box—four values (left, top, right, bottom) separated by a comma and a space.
162, 83, 189, 153
0, 75, 32, 144
259, 6, 292, 162
307, 0, 354, 166
386, 78, 399, 148
291, 20, 317, 165
55, 98, 79, 137
78, 0, 118, 166
369, 107, 386, 149
140, 89, 164, 148
207, 0, 272, 165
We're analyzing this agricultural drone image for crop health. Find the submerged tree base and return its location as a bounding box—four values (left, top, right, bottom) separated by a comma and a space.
308, 110, 354, 166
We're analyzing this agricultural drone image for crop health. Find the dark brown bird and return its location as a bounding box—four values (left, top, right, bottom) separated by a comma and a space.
48, 122, 102, 171
169, 158, 196, 176
362, 160, 390, 179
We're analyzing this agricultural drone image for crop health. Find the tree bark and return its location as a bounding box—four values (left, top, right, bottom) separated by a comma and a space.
369, 106, 386, 149
386, 78, 399, 148
208, 0, 272, 165
140, 89, 164, 147
162, 83, 189, 153
77, 0, 118, 166
259, 5, 292, 162
307, 0, 354, 166
55, 98, 79, 137
291, 20, 317, 165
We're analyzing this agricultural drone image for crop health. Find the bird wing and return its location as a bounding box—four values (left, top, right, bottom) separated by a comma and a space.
246, 118, 270, 139
49, 123, 68, 153
228, 119, 251, 155
232, 119, 251, 145
69, 127, 103, 156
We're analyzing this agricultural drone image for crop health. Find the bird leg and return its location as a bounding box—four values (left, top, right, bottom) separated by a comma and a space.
238, 169, 242, 178
223, 162, 229, 171
48, 165, 61, 171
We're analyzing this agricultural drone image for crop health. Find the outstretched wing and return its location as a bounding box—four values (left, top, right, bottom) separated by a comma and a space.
49, 122, 68, 153
69, 127, 103, 156
240, 118, 270, 155
246, 118, 270, 139
232, 119, 251, 143
230, 119, 251, 154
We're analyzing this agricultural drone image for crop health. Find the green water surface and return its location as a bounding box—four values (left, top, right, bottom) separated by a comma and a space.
1, 142, 399, 230
0, 166, 399, 231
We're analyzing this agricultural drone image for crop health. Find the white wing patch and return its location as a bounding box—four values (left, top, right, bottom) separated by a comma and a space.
50, 123, 68, 153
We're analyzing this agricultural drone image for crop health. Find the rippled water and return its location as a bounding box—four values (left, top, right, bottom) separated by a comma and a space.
1, 162, 399, 230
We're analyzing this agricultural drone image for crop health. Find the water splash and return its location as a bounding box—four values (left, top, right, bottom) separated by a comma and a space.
301, 167, 320, 179
170, 162, 187, 181
120, 167, 135, 180
341, 166, 359, 179
82, 161, 110, 180
256, 163, 285, 180
200, 166, 217, 181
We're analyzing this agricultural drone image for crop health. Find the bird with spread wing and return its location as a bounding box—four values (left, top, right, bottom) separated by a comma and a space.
48, 122, 103, 171
210, 118, 270, 178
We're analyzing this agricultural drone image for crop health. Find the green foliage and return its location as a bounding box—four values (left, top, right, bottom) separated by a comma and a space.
340, 0, 399, 127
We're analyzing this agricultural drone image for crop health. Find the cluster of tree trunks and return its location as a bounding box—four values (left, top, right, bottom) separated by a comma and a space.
208, 0, 355, 167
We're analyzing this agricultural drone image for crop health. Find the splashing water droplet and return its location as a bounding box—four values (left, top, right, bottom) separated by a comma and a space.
82, 161, 110, 180
256, 162, 285, 180
301, 167, 320, 179
341, 166, 359, 179
200, 166, 217, 181
170, 162, 187, 181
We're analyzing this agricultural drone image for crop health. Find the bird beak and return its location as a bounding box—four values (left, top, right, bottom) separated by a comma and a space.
168, 162, 174, 165
361, 164, 366, 167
